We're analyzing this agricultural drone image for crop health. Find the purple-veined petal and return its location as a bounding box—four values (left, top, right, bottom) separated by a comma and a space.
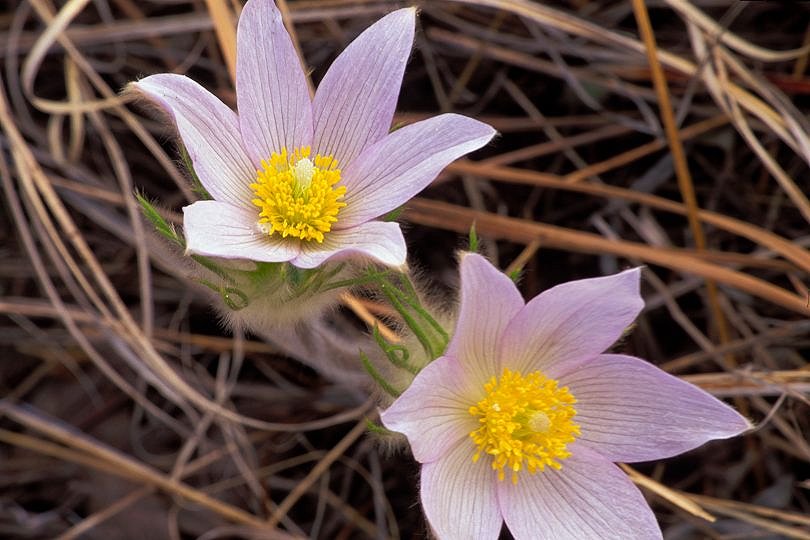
291, 220, 406, 269
381, 355, 477, 464
236, 0, 312, 164
557, 354, 751, 463
421, 440, 503, 540
183, 200, 299, 262
312, 8, 415, 168
499, 444, 662, 540
499, 268, 643, 376
134, 74, 254, 206
335, 114, 496, 228
445, 253, 524, 389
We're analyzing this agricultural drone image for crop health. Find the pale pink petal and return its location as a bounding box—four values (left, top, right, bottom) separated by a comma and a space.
236, 0, 312, 164
291, 220, 405, 269
183, 200, 299, 262
134, 74, 254, 206
445, 253, 524, 389
499, 268, 643, 376
557, 354, 751, 463
312, 8, 415, 167
335, 114, 496, 228
421, 441, 503, 540
381, 355, 477, 463
499, 444, 662, 540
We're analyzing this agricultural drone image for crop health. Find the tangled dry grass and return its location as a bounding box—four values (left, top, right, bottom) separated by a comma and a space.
1, 0, 809, 538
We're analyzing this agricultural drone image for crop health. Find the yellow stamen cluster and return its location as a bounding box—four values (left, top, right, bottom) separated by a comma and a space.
250, 146, 346, 243
469, 367, 580, 484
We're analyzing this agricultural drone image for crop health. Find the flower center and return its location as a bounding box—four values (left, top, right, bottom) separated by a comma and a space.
468, 367, 580, 484
249, 146, 346, 243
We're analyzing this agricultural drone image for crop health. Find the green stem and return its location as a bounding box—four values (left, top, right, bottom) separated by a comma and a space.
195, 279, 248, 310
196, 278, 221, 293
191, 255, 237, 285
322, 273, 381, 292
378, 280, 439, 359
365, 419, 393, 435
296, 263, 345, 297
397, 274, 450, 345
373, 325, 419, 375
380, 276, 448, 358
360, 351, 401, 398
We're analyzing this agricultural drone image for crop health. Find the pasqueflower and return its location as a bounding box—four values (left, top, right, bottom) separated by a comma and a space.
132, 0, 494, 268
381, 253, 750, 539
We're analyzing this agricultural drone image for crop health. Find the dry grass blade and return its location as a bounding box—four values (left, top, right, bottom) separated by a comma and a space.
0, 405, 297, 537
405, 198, 808, 315
267, 419, 369, 529
2, 0, 808, 537
621, 465, 716, 522
204, 0, 238, 82
54, 487, 153, 540
631, 0, 732, 361
448, 160, 810, 273
664, 0, 810, 62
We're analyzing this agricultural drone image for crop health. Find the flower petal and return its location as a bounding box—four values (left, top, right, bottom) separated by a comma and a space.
291, 220, 406, 269
133, 74, 254, 206
421, 441, 503, 540
499, 444, 662, 540
335, 114, 496, 228
183, 200, 299, 262
557, 354, 751, 463
445, 253, 524, 389
312, 8, 415, 167
499, 268, 643, 376
236, 0, 312, 164
381, 355, 477, 463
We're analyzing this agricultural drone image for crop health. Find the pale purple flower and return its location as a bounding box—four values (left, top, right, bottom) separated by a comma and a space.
132, 0, 494, 269
381, 253, 750, 539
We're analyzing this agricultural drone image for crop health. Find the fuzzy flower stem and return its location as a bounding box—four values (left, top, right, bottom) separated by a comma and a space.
373, 324, 419, 374
360, 350, 401, 397
282, 265, 310, 288
320, 268, 387, 292
195, 278, 248, 310
365, 419, 393, 435
196, 278, 220, 293
191, 255, 238, 285
378, 275, 448, 359
398, 274, 450, 346
221, 287, 250, 310
378, 279, 443, 359
294, 263, 345, 297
